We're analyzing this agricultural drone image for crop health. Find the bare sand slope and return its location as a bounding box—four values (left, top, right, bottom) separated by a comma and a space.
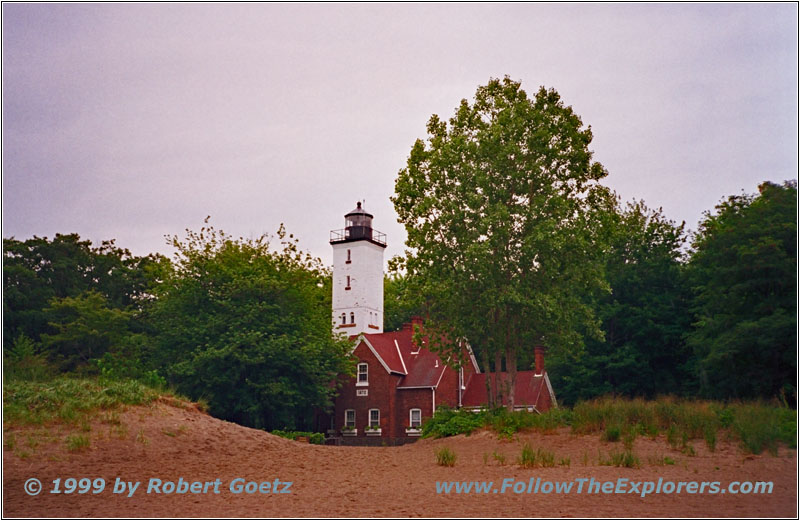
4, 402, 796, 518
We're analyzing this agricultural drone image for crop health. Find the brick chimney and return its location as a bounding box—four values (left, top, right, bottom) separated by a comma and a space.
534, 345, 546, 375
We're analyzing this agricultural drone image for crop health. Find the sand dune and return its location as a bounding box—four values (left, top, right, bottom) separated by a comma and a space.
4, 401, 796, 517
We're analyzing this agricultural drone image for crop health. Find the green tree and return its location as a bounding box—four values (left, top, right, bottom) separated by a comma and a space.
3, 234, 163, 348
383, 274, 423, 332
39, 290, 135, 373
392, 76, 613, 408
149, 220, 353, 430
686, 181, 797, 401
549, 200, 693, 404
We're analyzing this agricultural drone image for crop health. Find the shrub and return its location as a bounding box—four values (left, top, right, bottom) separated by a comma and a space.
271, 430, 325, 445
422, 407, 486, 438
435, 447, 457, 467
4, 334, 52, 382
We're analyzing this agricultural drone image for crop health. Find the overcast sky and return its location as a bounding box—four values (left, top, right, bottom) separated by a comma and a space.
3, 3, 797, 267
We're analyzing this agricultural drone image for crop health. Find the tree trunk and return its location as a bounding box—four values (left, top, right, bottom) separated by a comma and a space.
505, 343, 517, 411
481, 347, 494, 409
494, 349, 504, 407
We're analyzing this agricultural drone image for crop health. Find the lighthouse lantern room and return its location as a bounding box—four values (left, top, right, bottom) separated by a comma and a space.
330, 202, 387, 335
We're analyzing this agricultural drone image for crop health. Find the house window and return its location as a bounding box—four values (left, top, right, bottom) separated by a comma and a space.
350, 312, 355, 324
410, 408, 422, 428
346, 249, 351, 263
369, 409, 380, 428
357, 363, 368, 385
345, 409, 355, 428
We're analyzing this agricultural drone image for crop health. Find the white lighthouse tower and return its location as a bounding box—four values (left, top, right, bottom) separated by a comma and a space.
330, 202, 386, 335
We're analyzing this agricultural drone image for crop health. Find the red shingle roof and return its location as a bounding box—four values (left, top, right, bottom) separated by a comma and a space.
355, 327, 551, 407
358, 328, 449, 388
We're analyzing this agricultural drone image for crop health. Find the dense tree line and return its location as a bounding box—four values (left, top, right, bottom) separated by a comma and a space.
389, 77, 796, 408
4, 79, 796, 425
3, 223, 352, 431
3, 180, 795, 428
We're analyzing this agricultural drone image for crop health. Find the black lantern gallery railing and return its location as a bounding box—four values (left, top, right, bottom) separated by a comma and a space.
330, 227, 386, 246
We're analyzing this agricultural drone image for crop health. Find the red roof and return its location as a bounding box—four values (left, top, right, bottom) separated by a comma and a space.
361, 331, 407, 374
358, 327, 452, 388
354, 325, 553, 408
461, 371, 549, 408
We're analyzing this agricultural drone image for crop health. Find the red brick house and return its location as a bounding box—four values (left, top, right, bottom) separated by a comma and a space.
324, 318, 557, 443
325, 203, 557, 443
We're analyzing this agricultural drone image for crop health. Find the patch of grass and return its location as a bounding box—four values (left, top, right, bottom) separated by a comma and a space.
730, 403, 795, 455
25, 435, 39, 450
65, 434, 90, 452
418, 397, 795, 458
135, 429, 149, 446
111, 423, 128, 440
704, 424, 717, 452
517, 443, 556, 468
559, 456, 571, 467
601, 424, 621, 442
648, 454, 675, 466
581, 451, 591, 466
100, 411, 121, 425
5, 433, 17, 451
600, 449, 639, 468
435, 447, 457, 467
492, 450, 507, 465
4, 376, 166, 428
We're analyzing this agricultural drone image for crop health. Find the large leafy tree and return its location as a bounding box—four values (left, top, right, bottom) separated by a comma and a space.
148, 220, 353, 430
549, 200, 693, 405
686, 181, 797, 401
3, 234, 163, 360
383, 274, 423, 332
392, 76, 613, 408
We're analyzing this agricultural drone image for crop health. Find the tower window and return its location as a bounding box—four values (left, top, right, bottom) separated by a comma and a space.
350, 312, 355, 324
341, 313, 346, 325
346, 249, 351, 264
346, 275, 351, 290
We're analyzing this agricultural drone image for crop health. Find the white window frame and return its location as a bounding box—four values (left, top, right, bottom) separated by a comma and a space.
344, 409, 355, 428
356, 363, 368, 386
369, 408, 380, 428
409, 408, 422, 428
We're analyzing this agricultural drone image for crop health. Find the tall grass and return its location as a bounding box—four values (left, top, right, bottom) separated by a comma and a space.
435, 447, 457, 467
571, 396, 795, 455
4, 376, 165, 427
421, 397, 795, 456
